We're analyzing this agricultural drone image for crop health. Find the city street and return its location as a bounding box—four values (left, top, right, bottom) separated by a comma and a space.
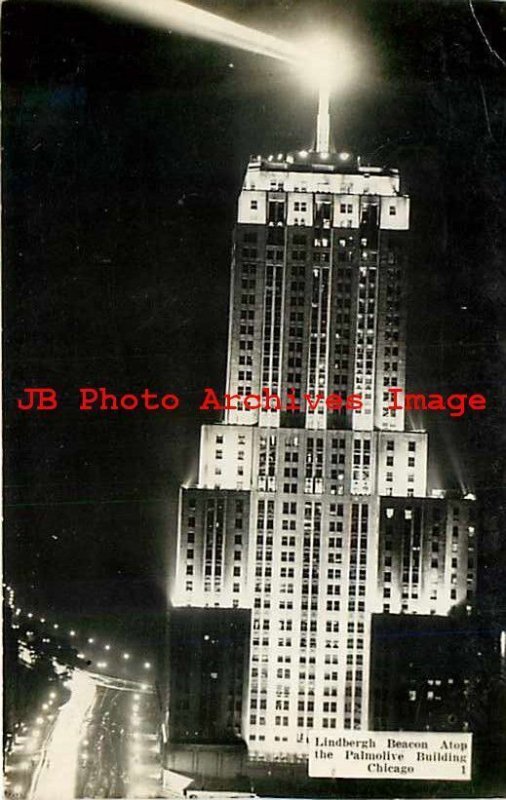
5, 669, 163, 799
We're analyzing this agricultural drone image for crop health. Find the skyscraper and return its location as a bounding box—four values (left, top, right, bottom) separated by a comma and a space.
168, 144, 477, 764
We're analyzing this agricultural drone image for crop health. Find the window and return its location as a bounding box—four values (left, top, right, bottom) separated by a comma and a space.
389, 205, 396, 216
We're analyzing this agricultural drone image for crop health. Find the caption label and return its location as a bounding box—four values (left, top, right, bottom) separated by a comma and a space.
308, 731, 472, 781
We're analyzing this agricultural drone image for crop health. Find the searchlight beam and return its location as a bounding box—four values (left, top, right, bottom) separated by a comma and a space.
71, 0, 299, 62
66, 0, 361, 152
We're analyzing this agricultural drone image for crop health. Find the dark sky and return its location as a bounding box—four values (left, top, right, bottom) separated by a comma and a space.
3, 0, 506, 643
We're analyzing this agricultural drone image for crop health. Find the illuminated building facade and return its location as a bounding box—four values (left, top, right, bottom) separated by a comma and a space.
168, 150, 477, 762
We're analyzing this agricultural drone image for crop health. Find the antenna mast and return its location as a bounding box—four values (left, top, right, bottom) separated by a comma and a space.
316, 84, 331, 154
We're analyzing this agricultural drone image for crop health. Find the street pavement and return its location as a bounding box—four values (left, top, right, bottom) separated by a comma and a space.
4, 669, 164, 799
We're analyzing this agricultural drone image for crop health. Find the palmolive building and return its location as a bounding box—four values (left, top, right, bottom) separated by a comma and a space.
168, 149, 477, 762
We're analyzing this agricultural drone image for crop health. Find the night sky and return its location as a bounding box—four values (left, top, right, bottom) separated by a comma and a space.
4, 0, 506, 649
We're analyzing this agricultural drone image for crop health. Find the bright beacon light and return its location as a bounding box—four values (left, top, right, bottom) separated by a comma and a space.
295, 32, 362, 154
298, 33, 360, 92
61, 1, 368, 157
